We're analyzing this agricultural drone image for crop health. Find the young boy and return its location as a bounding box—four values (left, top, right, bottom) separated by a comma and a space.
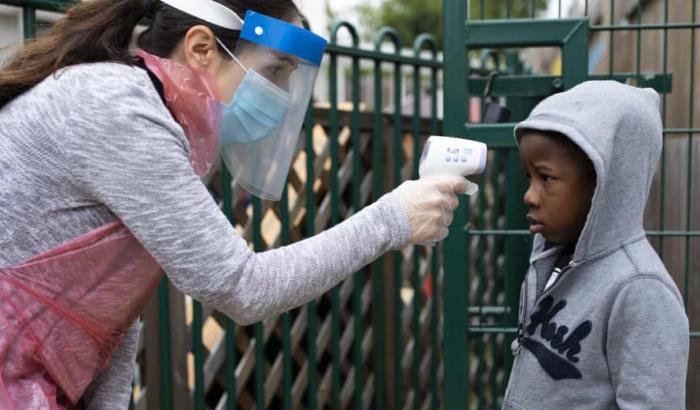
503, 81, 689, 409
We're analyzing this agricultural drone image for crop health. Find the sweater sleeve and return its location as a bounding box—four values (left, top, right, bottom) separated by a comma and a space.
606, 276, 689, 410
61, 63, 411, 324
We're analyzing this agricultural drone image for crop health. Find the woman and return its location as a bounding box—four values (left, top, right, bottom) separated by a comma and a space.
0, 0, 470, 408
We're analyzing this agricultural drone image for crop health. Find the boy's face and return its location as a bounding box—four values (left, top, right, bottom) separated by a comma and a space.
519, 132, 596, 244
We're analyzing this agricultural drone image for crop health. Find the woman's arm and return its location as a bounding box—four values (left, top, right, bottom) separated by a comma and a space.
62, 63, 411, 324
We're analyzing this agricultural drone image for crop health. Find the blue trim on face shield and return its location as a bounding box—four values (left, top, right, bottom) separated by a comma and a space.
240, 11, 327, 66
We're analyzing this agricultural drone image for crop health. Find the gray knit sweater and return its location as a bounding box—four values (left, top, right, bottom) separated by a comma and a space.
0, 62, 411, 409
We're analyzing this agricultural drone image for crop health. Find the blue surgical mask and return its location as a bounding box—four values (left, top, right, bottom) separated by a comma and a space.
219, 65, 291, 145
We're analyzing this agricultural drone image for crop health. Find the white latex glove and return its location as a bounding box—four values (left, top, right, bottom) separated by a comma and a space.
392, 175, 478, 246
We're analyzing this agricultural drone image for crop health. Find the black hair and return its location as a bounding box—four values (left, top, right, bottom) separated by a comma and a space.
519, 128, 597, 182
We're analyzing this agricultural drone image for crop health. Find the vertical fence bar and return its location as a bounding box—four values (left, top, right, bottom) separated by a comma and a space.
430, 245, 440, 409
391, 39, 404, 410
372, 48, 385, 406
475, 170, 487, 410
442, 0, 469, 407
411, 33, 436, 410
351, 57, 363, 410
221, 167, 237, 410
609, 0, 616, 74
430, 247, 439, 410
659, 0, 670, 260
22, 6, 36, 39
157, 278, 173, 410
193, 301, 205, 410
636, 0, 642, 78
328, 22, 363, 410
411, 62, 422, 408
329, 42, 342, 410
429, 49, 440, 410
305, 103, 319, 410
372, 28, 403, 409
474, 53, 490, 406
685, 0, 696, 307
490, 152, 503, 406
280, 184, 292, 410
252, 198, 265, 410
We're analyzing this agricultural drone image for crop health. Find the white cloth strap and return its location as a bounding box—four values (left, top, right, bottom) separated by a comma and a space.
160, 0, 243, 30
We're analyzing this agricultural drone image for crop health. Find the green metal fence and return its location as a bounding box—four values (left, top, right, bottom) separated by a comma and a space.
6, 0, 698, 409
443, 0, 699, 409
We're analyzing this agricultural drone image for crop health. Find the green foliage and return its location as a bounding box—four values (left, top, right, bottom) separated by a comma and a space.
354, 0, 548, 48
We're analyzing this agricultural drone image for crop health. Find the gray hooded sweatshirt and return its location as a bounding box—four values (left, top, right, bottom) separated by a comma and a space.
503, 81, 689, 410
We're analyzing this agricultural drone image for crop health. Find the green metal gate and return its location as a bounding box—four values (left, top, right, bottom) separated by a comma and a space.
443, 1, 698, 409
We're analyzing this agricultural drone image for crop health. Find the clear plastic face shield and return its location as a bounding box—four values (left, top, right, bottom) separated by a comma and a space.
159, 0, 327, 200
216, 12, 326, 200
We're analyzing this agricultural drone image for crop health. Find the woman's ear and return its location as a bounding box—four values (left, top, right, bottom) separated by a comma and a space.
182, 25, 220, 71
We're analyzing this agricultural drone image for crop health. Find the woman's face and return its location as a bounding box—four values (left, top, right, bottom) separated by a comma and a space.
176, 17, 302, 103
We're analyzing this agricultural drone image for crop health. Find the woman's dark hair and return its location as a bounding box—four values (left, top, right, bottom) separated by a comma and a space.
0, 0, 301, 108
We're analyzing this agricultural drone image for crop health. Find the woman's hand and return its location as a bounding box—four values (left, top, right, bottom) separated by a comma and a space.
392, 175, 477, 245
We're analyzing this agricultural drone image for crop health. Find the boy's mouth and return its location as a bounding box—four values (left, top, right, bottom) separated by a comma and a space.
526, 214, 545, 234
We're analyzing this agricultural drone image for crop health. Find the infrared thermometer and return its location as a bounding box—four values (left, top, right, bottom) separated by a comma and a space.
418, 136, 487, 195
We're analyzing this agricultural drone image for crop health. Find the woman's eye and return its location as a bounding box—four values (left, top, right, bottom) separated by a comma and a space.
542, 174, 555, 182
264, 65, 283, 77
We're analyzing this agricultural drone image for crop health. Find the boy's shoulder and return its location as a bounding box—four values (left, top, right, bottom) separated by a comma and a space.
614, 238, 684, 306
573, 237, 684, 311
550, 236, 682, 308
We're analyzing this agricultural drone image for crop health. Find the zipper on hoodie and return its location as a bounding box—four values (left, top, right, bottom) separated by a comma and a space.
511, 278, 528, 356
505, 261, 574, 405
511, 261, 574, 356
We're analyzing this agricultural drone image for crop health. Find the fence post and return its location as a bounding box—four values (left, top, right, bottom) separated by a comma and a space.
442, 1, 470, 409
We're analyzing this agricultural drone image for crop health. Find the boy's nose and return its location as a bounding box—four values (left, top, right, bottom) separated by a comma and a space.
523, 184, 539, 208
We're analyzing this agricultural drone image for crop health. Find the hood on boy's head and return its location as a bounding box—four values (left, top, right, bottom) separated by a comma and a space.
514, 81, 662, 263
